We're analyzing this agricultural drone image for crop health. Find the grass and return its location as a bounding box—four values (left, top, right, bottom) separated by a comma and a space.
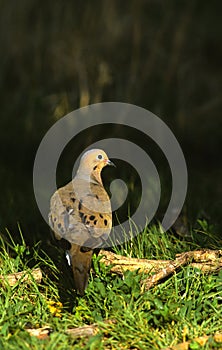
0, 221, 221, 349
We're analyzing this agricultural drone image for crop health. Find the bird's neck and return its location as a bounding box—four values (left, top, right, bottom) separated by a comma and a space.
76, 171, 102, 186
90, 171, 103, 186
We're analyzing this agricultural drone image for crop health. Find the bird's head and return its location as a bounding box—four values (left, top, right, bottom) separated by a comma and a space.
77, 149, 115, 184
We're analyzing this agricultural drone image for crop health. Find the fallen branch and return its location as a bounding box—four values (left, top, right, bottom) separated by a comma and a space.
142, 252, 191, 291
65, 324, 97, 337
163, 332, 222, 350
99, 250, 170, 274
0, 268, 42, 286
1, 249, 221, 291
66, 319, 115, 338
99, 249, 222, 290
26, 320, 115, 340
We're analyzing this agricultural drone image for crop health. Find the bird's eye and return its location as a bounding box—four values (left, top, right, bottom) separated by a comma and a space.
97, 154, 103, 160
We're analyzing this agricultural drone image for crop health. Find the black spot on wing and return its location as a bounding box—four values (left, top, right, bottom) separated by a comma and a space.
69, 192, 75, 202
79, 212, 87, 224
79, 212, 84, 219
104, 219, 108, 226
57, 222, 65, 234
78, 199, 82, 211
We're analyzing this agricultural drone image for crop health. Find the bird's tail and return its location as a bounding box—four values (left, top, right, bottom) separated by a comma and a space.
69, 244, 93, 296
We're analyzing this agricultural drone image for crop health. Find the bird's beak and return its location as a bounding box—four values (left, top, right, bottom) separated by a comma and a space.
105, 159, 116, 167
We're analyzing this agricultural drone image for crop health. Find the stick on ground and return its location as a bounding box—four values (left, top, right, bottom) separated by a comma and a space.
99, 249, 222, 290
0, 268, 42, 286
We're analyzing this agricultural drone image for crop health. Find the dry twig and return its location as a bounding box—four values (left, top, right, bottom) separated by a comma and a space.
99, 249, 222, 290
26, 320, 115, 340
0, 268, 42, 286
26, 325, 96, 340
26, 326, 52, 340
142, 252, 191, 291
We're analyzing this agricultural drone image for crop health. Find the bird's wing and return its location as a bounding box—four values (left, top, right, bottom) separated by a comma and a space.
49, 179, 112, 248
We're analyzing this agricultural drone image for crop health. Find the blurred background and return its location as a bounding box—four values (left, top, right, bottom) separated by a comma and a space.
0, 0, 221, 244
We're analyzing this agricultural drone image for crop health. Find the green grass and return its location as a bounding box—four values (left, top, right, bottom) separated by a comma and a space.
0, 221, 221, 349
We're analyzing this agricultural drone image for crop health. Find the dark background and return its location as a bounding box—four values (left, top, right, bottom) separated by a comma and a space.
0, 1, 221, 243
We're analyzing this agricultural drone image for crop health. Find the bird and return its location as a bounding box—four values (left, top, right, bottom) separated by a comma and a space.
49, 149, 115, 295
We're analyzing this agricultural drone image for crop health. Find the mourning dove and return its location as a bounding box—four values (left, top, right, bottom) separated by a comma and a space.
49, 149, 114, 295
